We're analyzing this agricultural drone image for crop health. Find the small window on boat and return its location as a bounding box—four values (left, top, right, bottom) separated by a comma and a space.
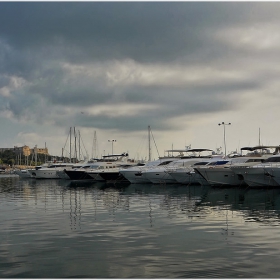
158, 161, 173, 166
193, 162, 209, 166
263, 157, 280, 163
246, 159, 263, 163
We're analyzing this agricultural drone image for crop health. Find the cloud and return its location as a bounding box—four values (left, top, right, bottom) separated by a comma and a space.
0, 2, 280, 155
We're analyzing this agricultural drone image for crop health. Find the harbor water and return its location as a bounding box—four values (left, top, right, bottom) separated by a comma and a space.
1, 175, 280, 278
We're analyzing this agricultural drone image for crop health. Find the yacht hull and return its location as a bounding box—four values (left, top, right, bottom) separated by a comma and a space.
232, 167, 279, 187
64, 170, 93, 181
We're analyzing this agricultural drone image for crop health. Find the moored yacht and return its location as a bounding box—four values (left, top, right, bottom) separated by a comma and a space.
232, 153, 280, 187
29, 163, 75, 179
67, 153, 131, 181
26, 162, 56, 178
14, 169, 32, 178
142, 148, 216, 184
195, 157, 264, 187
95, 163, 140, 183
169, 160, 218, 185
119, 158, 178, 184
194, 146, 278, 187
56, 160, 95, 179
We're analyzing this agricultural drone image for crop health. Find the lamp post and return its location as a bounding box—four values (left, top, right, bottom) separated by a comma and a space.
108, 139, 117, 154
218, 122, 231, 157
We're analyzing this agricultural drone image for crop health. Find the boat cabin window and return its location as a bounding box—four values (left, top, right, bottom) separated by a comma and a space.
263, 156, 280, 163
193, 162, 210, 166
207, 160, 229, 166
48, 164, 68, 168
82, 165, 91, 169
158, 160, 174, 166
87, 165, 98, 169
245, 159, 263, 163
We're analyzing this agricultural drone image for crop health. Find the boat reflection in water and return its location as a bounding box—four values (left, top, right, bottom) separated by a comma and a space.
2, 177, 280, 278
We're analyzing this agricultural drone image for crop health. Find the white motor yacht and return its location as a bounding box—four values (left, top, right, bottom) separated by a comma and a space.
65, 153, 132, 181
29, 163, 75, 179
119, 158, 180, 184
232, 153, 280, 187
194, 146, 278, 187
143, 158, 208, 184
142, 149, 217, 184
56, 160, 94, 179
196, 157, 265, 187
169, 160, 218, 185
14, 169, 32, 178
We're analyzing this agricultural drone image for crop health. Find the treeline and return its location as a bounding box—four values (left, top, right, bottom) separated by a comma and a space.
0, 150, 64, 167
0, 150, 16, 166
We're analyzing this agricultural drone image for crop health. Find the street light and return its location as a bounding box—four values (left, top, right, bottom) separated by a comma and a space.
218, 122, 231, 157
108, 139, 117, 154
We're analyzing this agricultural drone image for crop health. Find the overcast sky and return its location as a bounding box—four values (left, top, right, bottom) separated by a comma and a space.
1, 2, 280, 160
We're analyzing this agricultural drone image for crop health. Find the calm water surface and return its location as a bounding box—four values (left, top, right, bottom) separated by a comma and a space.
1, 176, 280, 278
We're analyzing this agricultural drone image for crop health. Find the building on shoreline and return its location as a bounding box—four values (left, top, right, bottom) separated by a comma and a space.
0, 145, 49, 156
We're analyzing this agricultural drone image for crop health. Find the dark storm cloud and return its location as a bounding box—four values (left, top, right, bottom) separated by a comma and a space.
0, 2, 276, 64
0, 2, 279, 134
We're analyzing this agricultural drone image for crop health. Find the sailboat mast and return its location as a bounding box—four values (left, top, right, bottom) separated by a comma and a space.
45, 142, 47, 163
79, 130, 81, 161
148, 125, 151, 161
35, 145, 37, 166
92, 131, 97, 159
70, 127, 72, 163
74, 127, 77, 162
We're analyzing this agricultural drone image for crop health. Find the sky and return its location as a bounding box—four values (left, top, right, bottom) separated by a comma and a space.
1, 2, 280, 161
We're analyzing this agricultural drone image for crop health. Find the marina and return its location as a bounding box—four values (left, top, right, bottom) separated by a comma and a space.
1, 2, 280, 277
6, 144, 280, 188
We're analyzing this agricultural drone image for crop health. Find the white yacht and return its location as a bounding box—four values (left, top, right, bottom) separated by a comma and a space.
168, 160, 219, 185
56, 160, 94, 179
194, 146, 278, 187
143, 158, 210, 184
119, 158, 178, 184
118, 147, 206, 184
195, 157, 266, 187
92, 163, 141, 183
141, 149, 216, 184
264, 164, 280, 186
25, 162, 55, 178
232, 153, 280, 187
14, 169, 32, 178
28, 163, 75, 179
65, 153, 131, 181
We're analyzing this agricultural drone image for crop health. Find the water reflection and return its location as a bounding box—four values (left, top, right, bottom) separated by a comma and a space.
0, 178, 280, 228
1, 177, 280, 277
1, 178, 280, 227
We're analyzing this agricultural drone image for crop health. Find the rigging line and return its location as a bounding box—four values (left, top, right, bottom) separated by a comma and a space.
150, 129, 160, 158
134, 133, 147, 160
62, 130, 70, 151
79, 132, 89, 159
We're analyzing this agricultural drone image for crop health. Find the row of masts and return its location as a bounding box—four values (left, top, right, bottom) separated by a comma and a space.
15, 126, 265, 166
63, 127, 90, 163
